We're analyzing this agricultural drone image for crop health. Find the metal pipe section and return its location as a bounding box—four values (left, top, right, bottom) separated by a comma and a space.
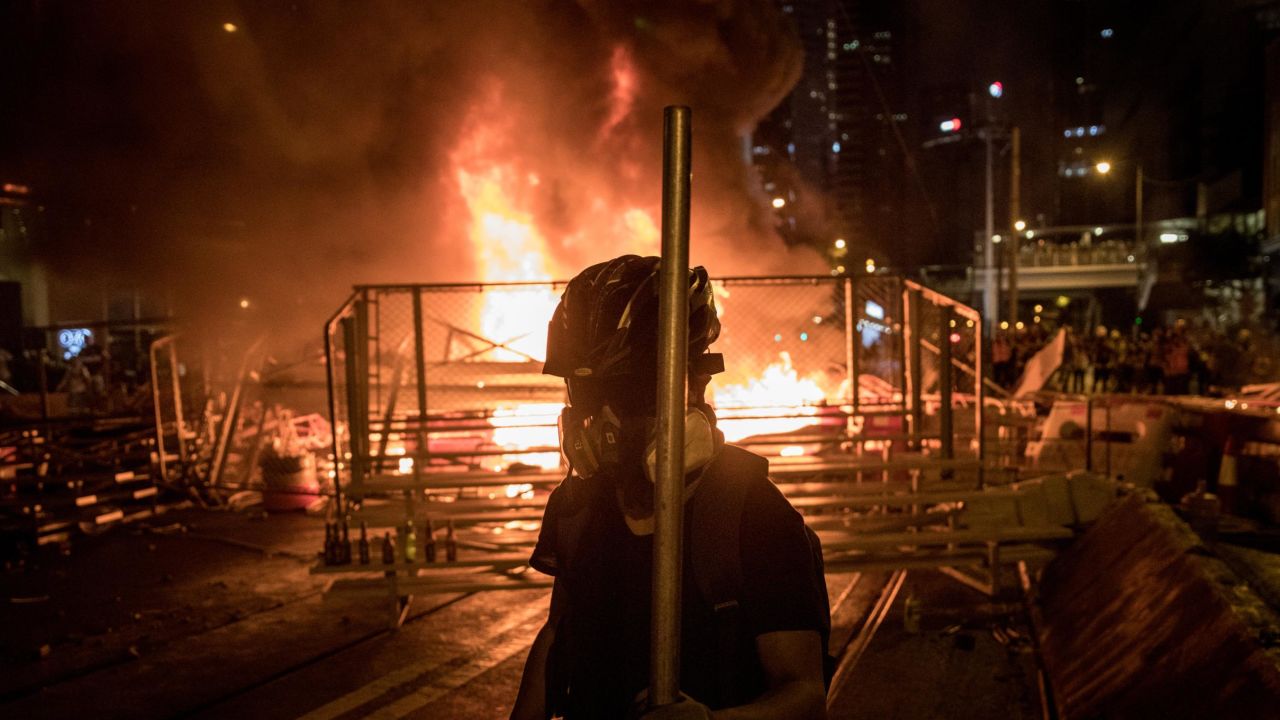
148, 340, 169, 482
844, 278, 859, 426
324, 295, 357, 511
168, 341, 189, 466
939, 306, 954, 477
974, 310, 986, 487
982, 128, 996, 337
412, 288, 429, 490
650, 105, 692, 708
1084, 395, 1094, 473
908, 288, 923, 450
342, 316, 368, 494
896, 278, 908, 413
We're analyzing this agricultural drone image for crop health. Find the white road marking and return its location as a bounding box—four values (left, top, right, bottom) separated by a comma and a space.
366, 615, 542, 719
296, 600, 545, 720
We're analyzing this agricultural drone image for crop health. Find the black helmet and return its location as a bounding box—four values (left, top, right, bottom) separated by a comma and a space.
543, 255, 722, 386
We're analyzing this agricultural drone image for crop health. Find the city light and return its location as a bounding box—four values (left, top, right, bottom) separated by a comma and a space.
834, 238, 846, 249
1013, 220, 1027, 232
771, 197, 786, 209
988, 81, 1003, 98
239, 298, 250, 309
1000, 321, 1010, 330
223, 22, 238, 33
864, 258, 876, 273
1095, 160, 1112, 175
1016, 321, 1025, 330
1094, 226, 1104, 235
992, 234, 1002, 244
1034, 304, 1043, 313
1056, 295, 1071, 308
939, 117, 962, 133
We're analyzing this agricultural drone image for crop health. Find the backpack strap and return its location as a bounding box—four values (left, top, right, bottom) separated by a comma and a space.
689, 445, 769, 705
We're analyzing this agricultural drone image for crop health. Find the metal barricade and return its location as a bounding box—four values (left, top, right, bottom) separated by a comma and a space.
316, 275, 1051, 622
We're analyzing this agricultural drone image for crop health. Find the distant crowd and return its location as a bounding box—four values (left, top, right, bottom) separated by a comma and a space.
992, 322, 1277, 395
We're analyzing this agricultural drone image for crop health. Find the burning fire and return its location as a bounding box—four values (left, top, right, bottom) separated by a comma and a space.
445, 85, 834, 469
491, 403, 563, 470
712, 352, 830, 442
457, 167, 561, 362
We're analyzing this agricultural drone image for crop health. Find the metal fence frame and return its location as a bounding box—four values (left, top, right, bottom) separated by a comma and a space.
324, 275, 985, 505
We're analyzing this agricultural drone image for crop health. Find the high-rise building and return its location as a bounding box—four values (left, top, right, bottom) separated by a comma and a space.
753, 1, 906, 267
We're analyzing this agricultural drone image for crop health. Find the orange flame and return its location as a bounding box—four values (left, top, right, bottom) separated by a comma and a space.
712, 352, 830, 442
601, 45, 637, 138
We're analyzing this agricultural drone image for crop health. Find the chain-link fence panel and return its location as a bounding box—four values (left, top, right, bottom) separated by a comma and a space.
327, 275, 986, 501
902, 280, 985, 484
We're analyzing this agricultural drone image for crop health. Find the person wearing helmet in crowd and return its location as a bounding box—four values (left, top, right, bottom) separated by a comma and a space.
511, 255, 829, 720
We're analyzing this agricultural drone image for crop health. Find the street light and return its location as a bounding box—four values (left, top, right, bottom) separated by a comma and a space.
1013, 219, 1027, 232
771, 197, 786, 209
1095, 160, 1112, 175
834, 238, 846, 250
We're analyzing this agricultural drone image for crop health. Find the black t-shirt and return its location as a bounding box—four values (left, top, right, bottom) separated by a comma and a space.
530, 460, 823, 718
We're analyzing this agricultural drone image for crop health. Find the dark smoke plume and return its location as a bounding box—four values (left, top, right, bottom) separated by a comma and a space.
4, 1, 810, 348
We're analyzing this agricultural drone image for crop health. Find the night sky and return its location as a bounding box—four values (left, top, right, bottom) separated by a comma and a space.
0, 1, 1272, 336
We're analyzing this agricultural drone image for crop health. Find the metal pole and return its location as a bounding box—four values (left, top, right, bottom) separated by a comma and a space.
940, 306, 954, 477
1135, 166, 1144, 250
1084, 396, 1094, 473
168, 341, 188, 467
1007, 127, 1021, 329
908, 288, 923, 450
149, 341, 168, 482
896, 278, 908, 411
650, 105, 691, 708
983, 129, 997, 337
342, 316, 367, 491
844, 278, 859, 428
974, 310, 985, 487
412, 288, 429, 489
323, 310, 343, 512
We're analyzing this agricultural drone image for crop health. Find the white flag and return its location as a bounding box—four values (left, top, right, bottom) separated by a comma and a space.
1014, 328, 1067, 398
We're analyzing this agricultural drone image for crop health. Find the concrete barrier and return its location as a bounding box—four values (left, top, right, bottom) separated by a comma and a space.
1037, 495, 1280, 718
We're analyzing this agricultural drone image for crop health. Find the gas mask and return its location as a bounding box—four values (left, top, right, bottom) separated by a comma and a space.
559, 403, 721, 482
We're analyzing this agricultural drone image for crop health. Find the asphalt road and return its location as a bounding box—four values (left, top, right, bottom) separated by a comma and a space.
0, 507, 1043, 719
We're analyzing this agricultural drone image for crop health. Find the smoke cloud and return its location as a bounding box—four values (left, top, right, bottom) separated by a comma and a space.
6, 1, 811, 347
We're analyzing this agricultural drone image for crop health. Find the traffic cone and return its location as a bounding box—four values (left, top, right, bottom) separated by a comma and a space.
1217, 437, 1239, 515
